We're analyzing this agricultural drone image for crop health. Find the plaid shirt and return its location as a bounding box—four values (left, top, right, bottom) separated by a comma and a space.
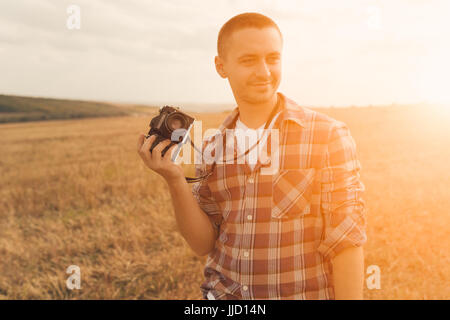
192, 92, 367, 300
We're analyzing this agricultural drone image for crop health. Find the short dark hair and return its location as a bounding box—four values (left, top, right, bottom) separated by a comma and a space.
217, 12, 282, 59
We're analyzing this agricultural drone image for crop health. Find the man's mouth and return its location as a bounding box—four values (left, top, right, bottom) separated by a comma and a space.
250, 82, 271, 86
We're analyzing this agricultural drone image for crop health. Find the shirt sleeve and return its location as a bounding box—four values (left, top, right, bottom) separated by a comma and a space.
191, 164, 223, 237
317, 121, 367, 260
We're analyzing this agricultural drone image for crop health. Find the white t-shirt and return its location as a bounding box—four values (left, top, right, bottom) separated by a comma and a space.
234, 112, 281, 170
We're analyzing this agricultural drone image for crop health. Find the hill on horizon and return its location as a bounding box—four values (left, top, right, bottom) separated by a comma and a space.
0, 94, 157, 124
0, 93, 442, 125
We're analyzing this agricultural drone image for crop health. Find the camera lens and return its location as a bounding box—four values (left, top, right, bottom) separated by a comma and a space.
166, 113, 186, 131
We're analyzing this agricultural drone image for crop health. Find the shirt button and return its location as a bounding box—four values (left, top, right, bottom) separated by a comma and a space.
243, 251, 249, 257
247, 215, 252, 221
242, 285, 248, 291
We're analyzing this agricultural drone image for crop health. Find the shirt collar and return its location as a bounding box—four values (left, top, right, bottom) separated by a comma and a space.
218, 92, 307, 133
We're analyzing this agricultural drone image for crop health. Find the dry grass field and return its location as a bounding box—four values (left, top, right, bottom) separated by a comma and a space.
0, 105, 449, 299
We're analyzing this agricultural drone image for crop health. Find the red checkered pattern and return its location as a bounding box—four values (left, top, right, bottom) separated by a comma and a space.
192, 92, 367, 300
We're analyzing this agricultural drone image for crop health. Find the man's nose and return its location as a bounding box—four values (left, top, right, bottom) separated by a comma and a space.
255, 60, 271, 78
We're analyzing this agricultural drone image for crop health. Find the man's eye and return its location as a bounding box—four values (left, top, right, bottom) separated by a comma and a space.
267, 57, 280, 64
241, 59, 255, 64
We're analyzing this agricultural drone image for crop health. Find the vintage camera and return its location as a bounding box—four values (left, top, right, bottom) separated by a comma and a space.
146, 106, 195, 158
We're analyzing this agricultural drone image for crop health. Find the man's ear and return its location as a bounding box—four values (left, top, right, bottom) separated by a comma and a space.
215, 56, 227, 79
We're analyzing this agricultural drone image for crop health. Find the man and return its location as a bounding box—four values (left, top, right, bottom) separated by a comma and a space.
137, 12, 367, 300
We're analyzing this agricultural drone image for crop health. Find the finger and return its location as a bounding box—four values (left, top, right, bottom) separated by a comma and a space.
138, 135, 156, 165
152, 141, 172, 165
141, 134, 156, 153
162, 143, 179, 162
151, 139, 172, 160
137, 133, 146, 152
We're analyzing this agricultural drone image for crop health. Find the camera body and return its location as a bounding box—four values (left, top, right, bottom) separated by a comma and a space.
147, 106, 195, 157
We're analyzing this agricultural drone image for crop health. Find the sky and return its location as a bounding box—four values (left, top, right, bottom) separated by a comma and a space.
0, 0, 449, 111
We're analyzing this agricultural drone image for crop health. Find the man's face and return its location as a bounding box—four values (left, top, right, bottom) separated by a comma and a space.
216, 27, 283, 104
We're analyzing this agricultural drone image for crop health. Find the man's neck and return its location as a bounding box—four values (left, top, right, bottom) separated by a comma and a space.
237, 93, 279, 129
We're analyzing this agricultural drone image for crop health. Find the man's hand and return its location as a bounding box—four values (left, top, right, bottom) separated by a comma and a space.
137, 133, 217, 256
137, 133, 185, 183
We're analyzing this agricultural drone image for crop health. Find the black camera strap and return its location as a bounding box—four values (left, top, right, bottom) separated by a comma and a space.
185, 94, 282, 183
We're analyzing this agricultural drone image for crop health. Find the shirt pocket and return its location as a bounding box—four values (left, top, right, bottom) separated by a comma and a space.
271, 168, 316, 219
